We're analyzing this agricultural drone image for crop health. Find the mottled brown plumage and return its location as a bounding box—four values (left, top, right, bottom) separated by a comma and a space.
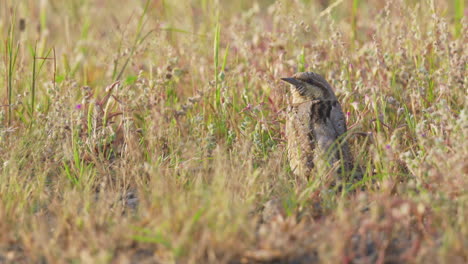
282, 72, 354, 180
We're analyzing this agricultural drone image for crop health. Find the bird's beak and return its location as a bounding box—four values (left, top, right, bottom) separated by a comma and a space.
281, 77, 301, 86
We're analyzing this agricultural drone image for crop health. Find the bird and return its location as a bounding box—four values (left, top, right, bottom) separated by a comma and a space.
281, 72, 355, 181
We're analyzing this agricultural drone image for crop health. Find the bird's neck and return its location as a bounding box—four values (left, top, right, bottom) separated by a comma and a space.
290, 89, 310, 104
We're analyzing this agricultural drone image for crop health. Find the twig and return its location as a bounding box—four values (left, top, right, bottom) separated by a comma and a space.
319, 0, 345, 18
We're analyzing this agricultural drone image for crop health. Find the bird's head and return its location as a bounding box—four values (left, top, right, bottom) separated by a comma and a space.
281, 72, 336, 103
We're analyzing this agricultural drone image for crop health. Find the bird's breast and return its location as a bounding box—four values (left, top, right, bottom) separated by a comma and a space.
286, 101, 316, 176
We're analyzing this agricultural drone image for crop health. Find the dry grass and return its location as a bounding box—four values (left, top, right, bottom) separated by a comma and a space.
0, 0, 466, 263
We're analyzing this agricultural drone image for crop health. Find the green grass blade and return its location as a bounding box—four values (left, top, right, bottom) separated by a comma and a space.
213, 23, 221, 109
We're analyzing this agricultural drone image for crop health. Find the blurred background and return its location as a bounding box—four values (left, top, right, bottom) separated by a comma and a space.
0, 0, 466, 263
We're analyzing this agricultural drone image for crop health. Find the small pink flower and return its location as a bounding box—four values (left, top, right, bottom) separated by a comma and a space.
242, 103, 253, 112
75, 104, 83, 110
385, 144, 391, 149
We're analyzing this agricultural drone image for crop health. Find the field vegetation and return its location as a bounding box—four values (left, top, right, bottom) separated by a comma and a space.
0, 0, 466, 263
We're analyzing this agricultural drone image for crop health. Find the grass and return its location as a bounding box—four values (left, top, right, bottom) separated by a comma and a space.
0, 0, 467, 263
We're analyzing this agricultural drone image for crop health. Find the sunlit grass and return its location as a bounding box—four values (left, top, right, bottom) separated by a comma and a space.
0, 0, 466, 263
